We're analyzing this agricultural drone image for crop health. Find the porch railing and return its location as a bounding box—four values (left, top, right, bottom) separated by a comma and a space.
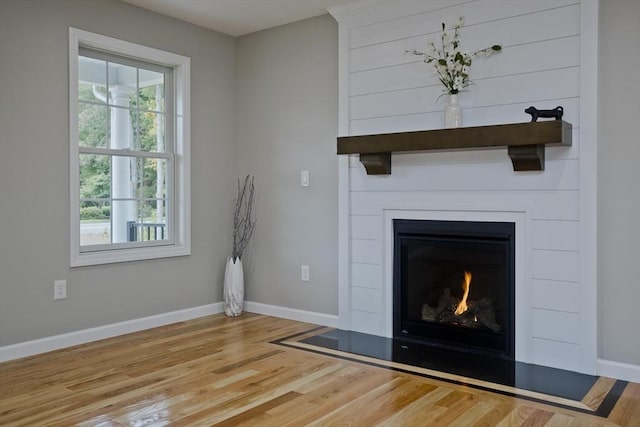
127, 221, 166, 242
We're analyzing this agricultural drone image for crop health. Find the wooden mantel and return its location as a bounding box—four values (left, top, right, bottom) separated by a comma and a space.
337, 120, 572, 174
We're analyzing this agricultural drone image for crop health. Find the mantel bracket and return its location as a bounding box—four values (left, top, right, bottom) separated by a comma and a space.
359, 153, 391, 175
508, 145, 545, 171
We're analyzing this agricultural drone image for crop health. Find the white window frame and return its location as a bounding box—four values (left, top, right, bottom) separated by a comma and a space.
69, 28, 190, 267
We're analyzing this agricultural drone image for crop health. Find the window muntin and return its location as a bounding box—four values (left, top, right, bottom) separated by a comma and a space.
70, 28, 190, 267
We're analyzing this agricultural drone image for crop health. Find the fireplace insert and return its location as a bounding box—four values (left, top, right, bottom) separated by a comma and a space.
393, 219, 515, 358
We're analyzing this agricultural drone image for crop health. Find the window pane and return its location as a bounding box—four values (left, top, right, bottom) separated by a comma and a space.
108, 106, 135, 150
140, 158, 168, 199
112, 199, 137, 243
140, 199, 169, 241
139, 69, 164, 112
78, 103, 108, 148
78, 56, 107, 103
135, 111, 165, 152
108, 62, 137, 106
80, 201, 111, 246
79, 154, 110, 199
112, 155, 137, 200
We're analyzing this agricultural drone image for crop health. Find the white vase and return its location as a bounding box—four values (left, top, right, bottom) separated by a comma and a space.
444, 93, 463, 128
223, 256, 244, 316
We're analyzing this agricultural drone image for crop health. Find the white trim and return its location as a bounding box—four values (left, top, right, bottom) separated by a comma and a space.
71, 245, 191, 267
0, 303, 223, 362
578, 0, 599, 374
244, 301, 338, 328
327, 0, 385, 23
335, 20, 352, 331
69, 29, 81, 266
328, 0, 462, 30
0, 302, 338, 363
69, 27, 191, 267
598, 359, 640, 383
69, 28, 190, 67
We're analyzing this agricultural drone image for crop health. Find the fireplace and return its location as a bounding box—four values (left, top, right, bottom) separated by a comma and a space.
393, 219, 515, 359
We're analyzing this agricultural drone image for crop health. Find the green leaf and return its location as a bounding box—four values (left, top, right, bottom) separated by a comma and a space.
438, 59, 447, 66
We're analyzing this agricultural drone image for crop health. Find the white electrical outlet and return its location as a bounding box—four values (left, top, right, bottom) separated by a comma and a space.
301, 170, 310, 187
54, 280, 67, 300
301, 265, 310, 282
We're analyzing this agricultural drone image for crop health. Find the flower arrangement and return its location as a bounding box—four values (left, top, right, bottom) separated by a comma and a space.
408, 18, 502, 95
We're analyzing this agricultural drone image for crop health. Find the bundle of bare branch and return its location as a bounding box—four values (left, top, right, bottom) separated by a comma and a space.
232, 175, 256, 261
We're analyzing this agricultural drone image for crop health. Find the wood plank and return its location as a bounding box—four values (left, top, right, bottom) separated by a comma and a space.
532, 250, 580, 283
285, 340, 593, 412
350, 98, 580, 136
349, 4, 579, 72
351, 36, 580, 97
582, 377, 617, 411
338, 121, 571, 154
531, 309, 580, 344
0, 313, 637, 426
349, 157, 579, 192
349, 190, 581, 220
349, 68, 578, 120
351, 262, 383, 289
608, 382, 640, 427
531, 279, 580, 314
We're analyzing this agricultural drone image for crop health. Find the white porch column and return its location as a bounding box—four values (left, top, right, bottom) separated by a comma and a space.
110, 87, 136, 243
155, 85, 164, 223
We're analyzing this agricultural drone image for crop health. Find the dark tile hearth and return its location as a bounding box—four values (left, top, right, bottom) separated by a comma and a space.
282, 328, 627, 418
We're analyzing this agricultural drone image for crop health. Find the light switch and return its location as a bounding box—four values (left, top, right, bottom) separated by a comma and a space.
301, 170, 310, 187
301, 265, 310, 282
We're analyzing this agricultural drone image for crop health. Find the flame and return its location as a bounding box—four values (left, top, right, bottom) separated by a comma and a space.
454, 271, 472, 315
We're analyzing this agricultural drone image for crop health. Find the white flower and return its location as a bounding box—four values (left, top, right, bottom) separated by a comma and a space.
453, 76, 464, 90
409, 18, 501, 95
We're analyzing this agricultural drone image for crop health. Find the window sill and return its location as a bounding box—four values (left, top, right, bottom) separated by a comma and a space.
71, 244, 190, 267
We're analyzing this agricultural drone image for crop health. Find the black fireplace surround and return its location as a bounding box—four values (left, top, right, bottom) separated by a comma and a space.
393, 219, 515, 359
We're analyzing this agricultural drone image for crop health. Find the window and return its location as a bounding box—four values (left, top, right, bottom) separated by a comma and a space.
69, 28, 190, 266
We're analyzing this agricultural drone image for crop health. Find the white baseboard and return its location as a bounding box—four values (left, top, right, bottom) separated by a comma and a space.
244, 301, 338, 328
598, 359, 640, 383
11, 300, 634, 385
0, 302, 224, 363
0, 301, 338, 363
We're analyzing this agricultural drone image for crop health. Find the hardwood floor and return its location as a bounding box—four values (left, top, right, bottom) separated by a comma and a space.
1, 313, 638, 426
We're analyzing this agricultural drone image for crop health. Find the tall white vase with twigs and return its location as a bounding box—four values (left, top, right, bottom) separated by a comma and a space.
224, 175, 255, 317
223, 256, 244, 316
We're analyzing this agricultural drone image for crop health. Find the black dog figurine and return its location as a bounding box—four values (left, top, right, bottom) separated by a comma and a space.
525, 106, 563, 122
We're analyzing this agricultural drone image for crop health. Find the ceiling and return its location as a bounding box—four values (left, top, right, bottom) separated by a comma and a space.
121, 0, 359, 37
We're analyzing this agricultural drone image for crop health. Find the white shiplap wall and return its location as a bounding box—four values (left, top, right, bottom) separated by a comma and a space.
330, 0, 598, 373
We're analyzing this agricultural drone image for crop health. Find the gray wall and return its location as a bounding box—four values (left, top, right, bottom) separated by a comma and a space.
1, 0, 638, 369
0, 0, 236, 345
235, 15, 338, 315
598, 0, 640, 366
